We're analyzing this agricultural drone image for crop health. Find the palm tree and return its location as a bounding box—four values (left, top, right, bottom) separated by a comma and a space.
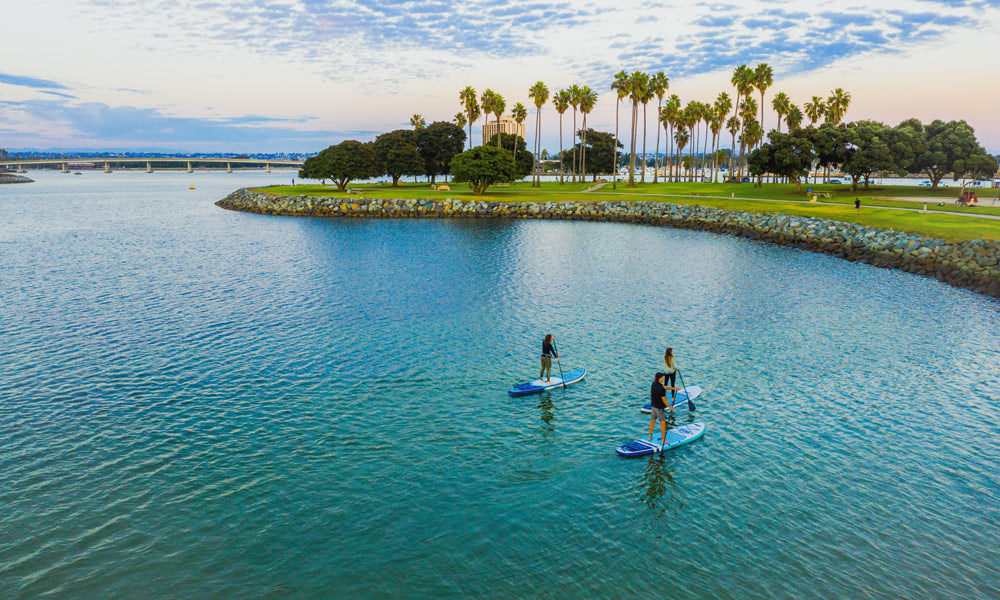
731, 65, 755, 175
511, 102, 527, 168
568, 84, 582, 181
459, 86, 480, 148
712, 92, 732, 183
611, 70, 630, 189
741, 120, 764, 185
771, 92, 790, 133
410, 114, 426, 129
753, 63, 773, 148
785, 104, 803, 131
826, 88, 851, 125
627, 71, 648, 186
725, 115, 740, 181
553, 90, 570, 184
480, 89, 497, 144
528, 81, 549, 187
578, 86, 597, 181
454, 112, 467, 130
674, 120, 690, 182
639, 75, 656, 183
661, 94, 680, 182
649, 71, 669, 183
738, 96, 757, 180
804, 96, 826, 126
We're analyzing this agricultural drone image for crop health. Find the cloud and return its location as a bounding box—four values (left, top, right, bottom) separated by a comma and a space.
0, 73, 69, 90
0, 99, 358, 151
630, 6, 976, 77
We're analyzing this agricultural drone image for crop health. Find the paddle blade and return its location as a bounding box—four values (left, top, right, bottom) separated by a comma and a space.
687, 398, 696, 411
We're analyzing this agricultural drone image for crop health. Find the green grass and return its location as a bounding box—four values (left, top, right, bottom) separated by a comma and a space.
251, 181, 1000, 242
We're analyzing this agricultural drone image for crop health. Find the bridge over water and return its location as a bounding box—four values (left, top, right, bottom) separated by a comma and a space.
0, 157, 304, 174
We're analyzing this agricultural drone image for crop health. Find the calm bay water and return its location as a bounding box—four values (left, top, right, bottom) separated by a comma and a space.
1, 171, 998, 599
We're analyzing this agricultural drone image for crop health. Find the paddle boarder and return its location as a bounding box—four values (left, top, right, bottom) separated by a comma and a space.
648, 372, 679, 445
540, 334, 558, 383
663, 348, 680, 403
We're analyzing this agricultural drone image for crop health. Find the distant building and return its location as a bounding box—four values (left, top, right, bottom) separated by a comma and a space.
482, 116, 525, 145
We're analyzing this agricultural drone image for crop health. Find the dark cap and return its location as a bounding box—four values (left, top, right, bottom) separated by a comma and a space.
654, 372, 665, 380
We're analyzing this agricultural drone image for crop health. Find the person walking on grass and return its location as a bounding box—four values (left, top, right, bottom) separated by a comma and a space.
649, 372, 680, 445
540, 334, 558, 383
663, 347, 680, 404
855, 197, 861, 213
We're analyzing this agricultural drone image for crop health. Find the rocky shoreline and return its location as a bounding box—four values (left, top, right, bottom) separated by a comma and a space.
0, 174, 33, 184
217, 188, 1000, 299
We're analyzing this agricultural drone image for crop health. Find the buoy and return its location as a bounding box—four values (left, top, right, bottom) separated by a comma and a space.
190, 185, 195, 189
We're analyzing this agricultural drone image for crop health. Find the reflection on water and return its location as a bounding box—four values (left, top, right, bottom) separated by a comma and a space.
0, 171, 998, 600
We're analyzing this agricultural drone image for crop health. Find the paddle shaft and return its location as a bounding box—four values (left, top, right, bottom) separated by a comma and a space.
552, 341, 566, 388
677, 369, 696, 411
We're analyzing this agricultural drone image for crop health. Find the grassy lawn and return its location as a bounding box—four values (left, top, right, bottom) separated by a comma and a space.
251, 181, 1000, 242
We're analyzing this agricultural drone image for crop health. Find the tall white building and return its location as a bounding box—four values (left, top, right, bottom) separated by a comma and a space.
482, 116, 525, 145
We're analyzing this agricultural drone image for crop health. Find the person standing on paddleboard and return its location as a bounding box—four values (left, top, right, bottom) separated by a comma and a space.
663, 348, 680, 404
648, 372, 679, 445
540, 334, 558, 383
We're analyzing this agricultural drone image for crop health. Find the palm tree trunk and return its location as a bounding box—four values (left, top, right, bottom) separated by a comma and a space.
628, 101, 637, 186
558, 114, 564, 184
641, 104, 647, 183
571, 109, 578, 182
653, 99, 661, 183
613, 100, 619, 190
702, 124, 709, 183
581, 117, 587, 180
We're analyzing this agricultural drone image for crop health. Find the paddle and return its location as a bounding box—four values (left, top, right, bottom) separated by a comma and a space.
677, 369, 696, 411
552, 341, 566, 389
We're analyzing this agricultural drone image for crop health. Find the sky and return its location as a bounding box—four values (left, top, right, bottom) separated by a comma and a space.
1, 0, 999, 154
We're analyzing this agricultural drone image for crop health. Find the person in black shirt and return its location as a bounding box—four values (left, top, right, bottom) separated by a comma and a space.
648, 372, 679, 445
540, 334, 558, 383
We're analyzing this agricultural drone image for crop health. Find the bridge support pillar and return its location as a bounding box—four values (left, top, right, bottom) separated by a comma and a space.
226, 162, 232, 173
146, 161, 152, 173
104, 162, 111, 173
61, 163, 69, 173
187, 161, 192, 173
265, 163, 270, 173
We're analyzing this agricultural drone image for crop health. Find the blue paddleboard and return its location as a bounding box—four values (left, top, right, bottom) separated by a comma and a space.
640, 385, 702, 413
508, 368, 586, 397
615, 422, 706, 457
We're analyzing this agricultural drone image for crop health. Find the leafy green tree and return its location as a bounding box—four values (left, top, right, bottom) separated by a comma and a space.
486, 131, 533, 179
300, 140, 378, 191
748, 130, 816, 193
559, 129, 622, 181
450, 145, 516, 194
897, 119, 998, 188
842, 121, 894, 191
807, 124, 848, 185
373, 129, 422, 187
410, 114, 426, 129
416, 121, 467, 183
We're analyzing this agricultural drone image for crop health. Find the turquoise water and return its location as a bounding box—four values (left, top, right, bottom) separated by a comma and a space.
1, 172, 998, 599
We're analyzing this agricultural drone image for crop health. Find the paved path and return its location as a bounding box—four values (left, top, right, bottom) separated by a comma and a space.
583, 183, 606, 192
